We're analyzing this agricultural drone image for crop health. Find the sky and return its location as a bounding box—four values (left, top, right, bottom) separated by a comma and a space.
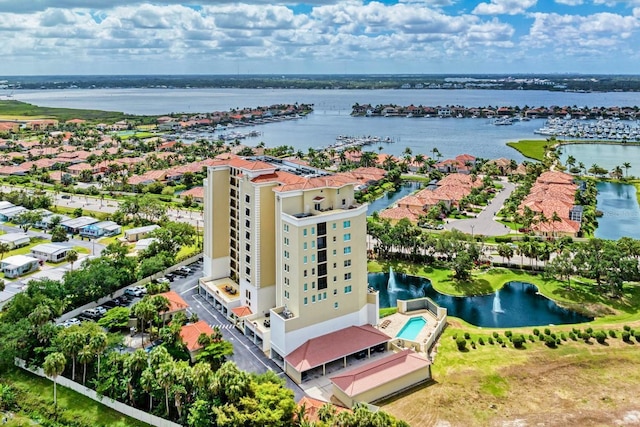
2, 0, 640, 75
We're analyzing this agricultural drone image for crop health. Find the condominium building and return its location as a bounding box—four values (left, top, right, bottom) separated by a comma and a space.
200, 156, 379, 372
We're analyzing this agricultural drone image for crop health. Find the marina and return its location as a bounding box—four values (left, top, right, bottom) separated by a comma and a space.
534, 117, 640, 141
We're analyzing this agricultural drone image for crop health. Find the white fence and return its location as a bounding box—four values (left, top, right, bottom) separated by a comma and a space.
59, 253, 202, 322
15, 358, 181, 427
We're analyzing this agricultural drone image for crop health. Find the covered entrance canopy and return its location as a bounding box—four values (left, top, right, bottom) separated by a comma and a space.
284, 325, 390, 384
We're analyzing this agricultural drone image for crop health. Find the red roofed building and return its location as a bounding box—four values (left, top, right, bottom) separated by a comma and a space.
180, 186, 205, 203
157, 291, 189, 322
330, 349, 431, 408
179, 320, 214, 362
285, 325, 390, 384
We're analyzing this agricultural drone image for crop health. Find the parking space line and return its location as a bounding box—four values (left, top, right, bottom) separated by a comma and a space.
189, 293, 273, 372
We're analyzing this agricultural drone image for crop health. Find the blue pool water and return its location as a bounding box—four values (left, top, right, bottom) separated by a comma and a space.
396, 316, 427, 340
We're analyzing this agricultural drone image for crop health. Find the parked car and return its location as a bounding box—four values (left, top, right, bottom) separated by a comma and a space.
82, 309, 101, 319
173, 269, 189, 277
145, 339, 163, 353
61, 194, 71, 199
62, 318, 82, 328
95, 306, 108, 316
134, 285, 148, 295
113, 296, 130, 306
177, 266, 192, 274
156, 277, 170, 285
125, 287, 144, 298
101, 300, 118, 310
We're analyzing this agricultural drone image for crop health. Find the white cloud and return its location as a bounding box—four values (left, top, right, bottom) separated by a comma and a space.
473, 0, 537, 15
555, 0, 583, 5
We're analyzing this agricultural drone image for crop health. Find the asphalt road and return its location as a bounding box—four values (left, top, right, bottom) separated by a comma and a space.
170, 264, 306, 400
445, 180, 516, 237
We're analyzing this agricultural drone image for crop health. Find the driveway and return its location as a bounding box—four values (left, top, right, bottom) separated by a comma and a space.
445, 180, 516, 237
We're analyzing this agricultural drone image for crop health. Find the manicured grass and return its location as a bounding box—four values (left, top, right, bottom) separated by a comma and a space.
381, 326, 640, 426
368, 261, 640, 326
400, 174, 431, 182
3, 368, 151, 427
506, 139, 549, 161
4, 236, 48, 256
120, 131, 155, 140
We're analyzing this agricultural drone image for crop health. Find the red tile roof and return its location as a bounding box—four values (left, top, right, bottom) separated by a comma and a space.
157, 291, 189, 314
231, 306, 253, 317
330, 349, 430, 397
297, 397, 349, 422
179, 321, 214, 352
285, 325, 390, 372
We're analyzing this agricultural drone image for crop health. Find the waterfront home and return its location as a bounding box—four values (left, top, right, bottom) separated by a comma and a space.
125, 224, 160, 242
30, 243, 71, 262
519, 171, 581, 237
79, 220, 121, 238
1, 255, 40, 278
0, 233, 30, 249
179, 320, 215, 363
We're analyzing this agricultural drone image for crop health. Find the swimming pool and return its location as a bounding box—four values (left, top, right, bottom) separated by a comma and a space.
396, 317, 427, 341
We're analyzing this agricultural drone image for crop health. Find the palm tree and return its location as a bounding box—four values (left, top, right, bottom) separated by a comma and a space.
133, 299, 157, 347
78, 346, 92, 385
623, 162, 632, 178
60, 330, 84, 381
156, 361, 175, 416
43, 352, 66, 409
140, 368, 157, 411
66, 250, 78, 271
0, 242, 10, 261
89, 332, 108, 378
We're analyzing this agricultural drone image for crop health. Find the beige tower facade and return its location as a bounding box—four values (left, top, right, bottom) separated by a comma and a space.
201, 156, 379, 359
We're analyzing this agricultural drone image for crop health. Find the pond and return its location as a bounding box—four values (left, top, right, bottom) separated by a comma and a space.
369, 271, 592, 328
595, 181, 640, 240
366, 181, 422, 216
559, 143, 640, 178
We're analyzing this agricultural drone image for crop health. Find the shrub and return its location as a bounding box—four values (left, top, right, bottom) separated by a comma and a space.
545, 335, 557, 348
456, 337, 467, 351
622, 331, 631, 342
505, 331, 513, 338
529, 334, 536, 342
582, 332, 591, 343
488, 337, 494, 345
586, 327, 593, 334
550, 333, 557, 340
471, 341, 476, 349
572, 327, 580, 335
496, 337, 503, 344
478, 337, 485, 345
493, 332, 499, 338
561, 333, 567, 341
544, 328, 551, 335
539, 334, 546, 342
452, 334, 458, 340
533, 328, 540, 336
464, 332, 471, 340
568, 332, 577, 341
635, 331, 640, 342
609, 330, 617, 338
624, 325, 631, 331
512, 335, 525, 349
594, 331, 607, 344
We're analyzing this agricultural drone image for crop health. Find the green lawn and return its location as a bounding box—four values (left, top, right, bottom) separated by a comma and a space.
0, 100, 129, 123
506, 139, 549, 161
3, 368, 151, 427
368, 261, 640, 327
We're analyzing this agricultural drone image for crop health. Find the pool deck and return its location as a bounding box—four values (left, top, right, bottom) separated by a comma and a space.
377, 310, 439, 346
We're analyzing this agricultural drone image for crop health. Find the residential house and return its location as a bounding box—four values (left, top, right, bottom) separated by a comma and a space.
125, 224, 160, 242
61, 216, 99, 234
180, 186, 205, 204
1, 255, 40, 278
80, 220, 122, 238
157, 291, 189, 323
0, 233, 30, 249
0, 206, 27, 221
30, 243, 71, 262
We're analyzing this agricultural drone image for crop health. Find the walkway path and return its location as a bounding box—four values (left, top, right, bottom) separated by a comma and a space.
445, 180, 516, 237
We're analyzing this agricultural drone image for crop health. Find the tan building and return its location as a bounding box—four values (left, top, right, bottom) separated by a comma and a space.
200, 157, 379, 363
